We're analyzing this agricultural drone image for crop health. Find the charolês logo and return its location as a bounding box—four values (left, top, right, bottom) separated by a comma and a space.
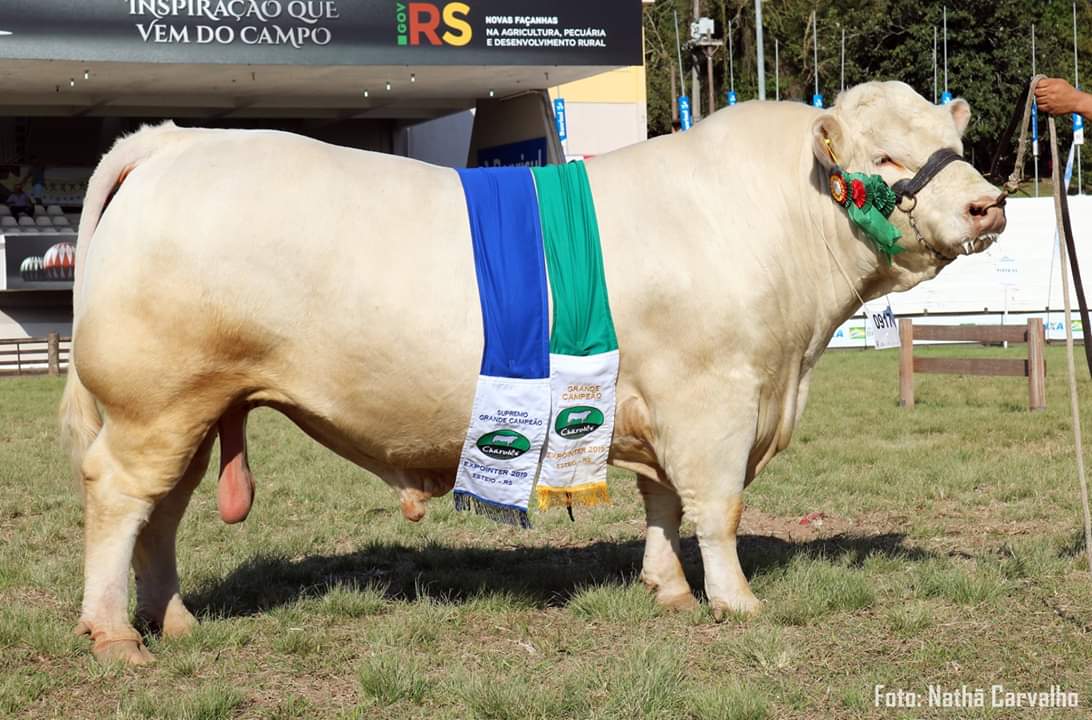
395, 2, 471, 46
554, 406, 604, 439
476, 430, 530, 459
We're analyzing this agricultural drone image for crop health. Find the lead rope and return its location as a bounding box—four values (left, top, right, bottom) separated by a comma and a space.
1009, 75, 1092, 574
1046, 110, 1092, 575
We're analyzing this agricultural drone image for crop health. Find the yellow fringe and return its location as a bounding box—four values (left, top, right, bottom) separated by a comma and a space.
536, 481, 611, 510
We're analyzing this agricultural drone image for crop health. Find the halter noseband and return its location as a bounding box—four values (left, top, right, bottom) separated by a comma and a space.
891, 148, 966, 205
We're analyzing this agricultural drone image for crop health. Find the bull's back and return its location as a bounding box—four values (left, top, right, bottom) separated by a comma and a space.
77, 127, 485, 468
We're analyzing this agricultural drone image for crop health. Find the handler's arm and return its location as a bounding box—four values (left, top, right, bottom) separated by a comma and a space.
1035, 77, 1092, 119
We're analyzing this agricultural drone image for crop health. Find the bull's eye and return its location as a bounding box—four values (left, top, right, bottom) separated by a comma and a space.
877, 155, 896, 166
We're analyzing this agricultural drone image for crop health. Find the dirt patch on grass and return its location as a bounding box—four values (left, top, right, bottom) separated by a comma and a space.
741, 506, 857, 542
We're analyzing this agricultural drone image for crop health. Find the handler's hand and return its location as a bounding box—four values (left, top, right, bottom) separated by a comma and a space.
1035, 78, 1085, 115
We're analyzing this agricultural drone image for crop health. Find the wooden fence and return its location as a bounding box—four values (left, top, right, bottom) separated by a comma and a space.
898, 319, 1046, 411
0, 332, 70, 376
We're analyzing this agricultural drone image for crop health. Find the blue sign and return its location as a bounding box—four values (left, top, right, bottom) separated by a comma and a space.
553, 98, 567, 142
726, 90, 737, 106
1074, 113, 1085, 132
476, 137, 548, 167
811, 93, 824, 108
1032, 101, 1039, 142
678, 96, 692, 131
940, 90, 953, 105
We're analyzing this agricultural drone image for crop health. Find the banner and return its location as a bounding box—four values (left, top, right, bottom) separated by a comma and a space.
0, 0, 642, 66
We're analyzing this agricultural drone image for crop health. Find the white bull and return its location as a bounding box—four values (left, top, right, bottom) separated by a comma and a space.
565, 410, 593, 424
60, 81, 1005, 664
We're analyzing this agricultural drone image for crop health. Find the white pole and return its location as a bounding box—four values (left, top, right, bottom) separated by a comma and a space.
754, 0, 765, 100
933, 26, 938, 103
1034, 22, 1040, 198
775, 38, 780, 101
943, 7, 949, 94
840, 26, 845, 94
729, 20, 735, 93
674, 9, 686, 98
812, 11, 819, 97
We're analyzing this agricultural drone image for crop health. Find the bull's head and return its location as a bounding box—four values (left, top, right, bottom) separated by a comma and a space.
811, 81, 1006, 287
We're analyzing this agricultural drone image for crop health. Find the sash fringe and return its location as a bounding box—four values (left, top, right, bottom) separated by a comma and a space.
536, 482, 611, 510
454, 490, 532, 528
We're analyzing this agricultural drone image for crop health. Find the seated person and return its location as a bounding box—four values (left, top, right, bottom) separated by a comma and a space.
6, 184, 34, 219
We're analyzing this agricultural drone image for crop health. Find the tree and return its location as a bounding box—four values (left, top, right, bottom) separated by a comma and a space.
643, 0, 1092, 189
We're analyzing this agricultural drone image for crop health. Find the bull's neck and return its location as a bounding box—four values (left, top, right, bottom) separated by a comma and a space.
795, 152, 899, 357
586, 113, 896, 366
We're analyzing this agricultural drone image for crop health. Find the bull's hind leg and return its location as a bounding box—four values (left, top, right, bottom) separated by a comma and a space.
635, 475, 697, 610
75, 419, 206, 664
133, 433, 214, 639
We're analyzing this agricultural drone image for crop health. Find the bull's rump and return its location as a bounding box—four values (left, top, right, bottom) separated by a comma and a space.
78, 126, 488, 470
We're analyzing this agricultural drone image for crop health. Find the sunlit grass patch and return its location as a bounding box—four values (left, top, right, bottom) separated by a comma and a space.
567, 581, 661, 623
0, 604, 81, 658
358, 654, 429, 706
0, 669, 55, 716
724, 626, 794, 675
912, 559, 1007, 605
757, 556, 875, 625
885, 600, 933, 637
601, 643, 689, 719
120, 682, 245, 720
687, 681, 769, 720
448, 664, 593, 720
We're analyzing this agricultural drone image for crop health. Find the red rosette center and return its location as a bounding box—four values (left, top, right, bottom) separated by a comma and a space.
850, 178, 868, 208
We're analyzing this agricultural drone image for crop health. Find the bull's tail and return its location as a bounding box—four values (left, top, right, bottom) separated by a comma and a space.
58, 364, 102, 481
61, 120, 188, 480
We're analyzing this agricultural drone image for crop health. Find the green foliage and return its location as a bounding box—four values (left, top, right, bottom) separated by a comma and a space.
644, 1, 1092, 187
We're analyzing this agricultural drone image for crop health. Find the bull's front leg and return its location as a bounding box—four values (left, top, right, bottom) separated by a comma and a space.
666, 418, 762, 619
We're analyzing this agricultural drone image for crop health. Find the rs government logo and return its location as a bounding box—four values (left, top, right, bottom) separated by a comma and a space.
476, 430, 530, 459
395, 1, 471, 46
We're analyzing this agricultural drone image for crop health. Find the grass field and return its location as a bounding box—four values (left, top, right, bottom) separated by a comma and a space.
2, 345, 1091, 719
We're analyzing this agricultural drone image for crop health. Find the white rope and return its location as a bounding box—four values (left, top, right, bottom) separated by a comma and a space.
1047, 114, 1092, 575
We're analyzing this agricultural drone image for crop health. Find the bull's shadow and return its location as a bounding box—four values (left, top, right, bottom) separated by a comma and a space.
186, 531, 934, 618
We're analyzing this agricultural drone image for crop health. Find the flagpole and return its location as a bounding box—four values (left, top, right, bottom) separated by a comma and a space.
933, 26, 938, 104
943, 7, 948, 96
754, 0, 766, 100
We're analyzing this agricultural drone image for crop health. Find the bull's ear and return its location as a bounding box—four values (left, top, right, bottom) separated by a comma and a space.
811, 113, 846, 170
949, 99, 971, 136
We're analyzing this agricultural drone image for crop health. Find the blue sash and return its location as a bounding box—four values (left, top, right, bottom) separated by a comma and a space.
454, 167, 550, 526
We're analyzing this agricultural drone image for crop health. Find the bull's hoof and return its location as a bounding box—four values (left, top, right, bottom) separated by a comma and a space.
93, 638, 155, 665
711, 594, 763, 622
161, 604, 198, 639
656, 590, 700, 612
74, 620, 155, 665
136, 600, 198, 640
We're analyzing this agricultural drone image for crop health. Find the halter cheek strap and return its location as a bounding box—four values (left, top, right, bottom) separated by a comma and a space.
891, 148, 966, 203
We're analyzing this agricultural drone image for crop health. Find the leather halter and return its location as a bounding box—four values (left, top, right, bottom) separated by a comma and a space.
890, 148, 1002, 263
891, 148, 966, 204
